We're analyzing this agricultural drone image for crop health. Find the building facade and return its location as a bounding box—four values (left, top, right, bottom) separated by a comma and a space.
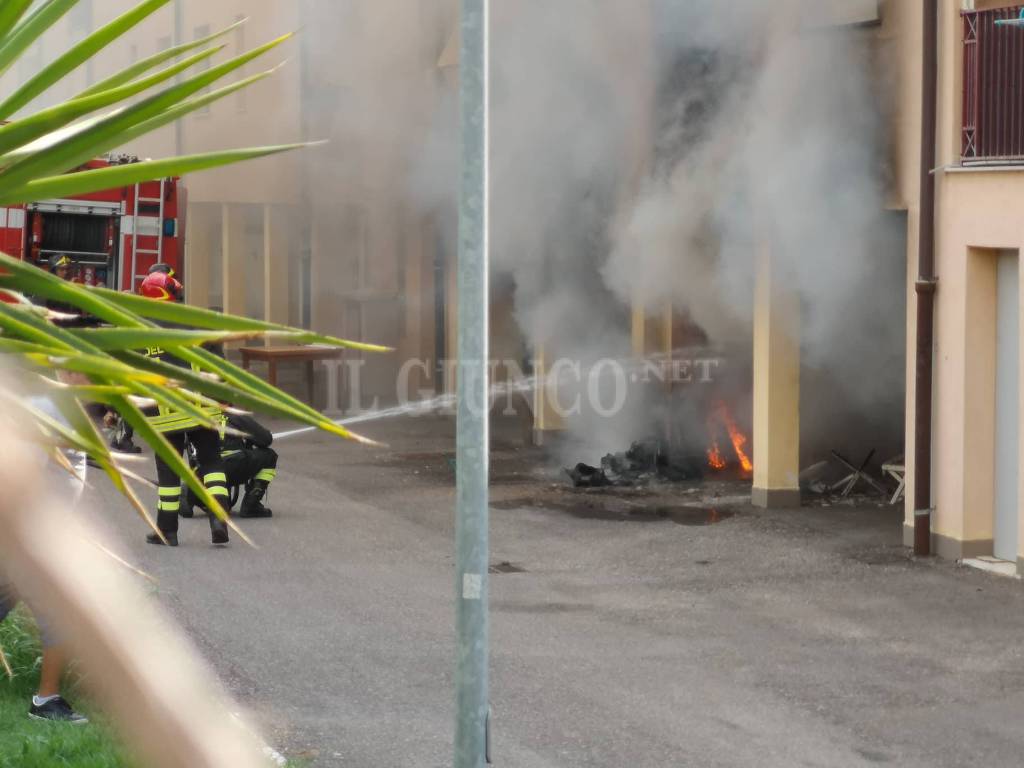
889, 0, 1024, 568
13, 0, 1024, 566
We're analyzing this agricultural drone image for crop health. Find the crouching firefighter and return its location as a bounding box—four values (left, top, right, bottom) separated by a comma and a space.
183, 413, 278, 519
222, 413, 278, 517
139, 265, 230, 547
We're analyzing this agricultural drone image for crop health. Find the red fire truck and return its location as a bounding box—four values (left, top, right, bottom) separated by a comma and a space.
0, 154, 186, 292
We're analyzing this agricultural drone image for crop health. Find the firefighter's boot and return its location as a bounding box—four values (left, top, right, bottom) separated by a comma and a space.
239, 480, 273, 518
180, 487, 197, 518
146, 512, 179, 546
208, 510, 229, 545
203, 472, 230, 545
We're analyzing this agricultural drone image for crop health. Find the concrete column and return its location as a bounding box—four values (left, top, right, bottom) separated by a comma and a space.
532, 341, 567, 445
631, 298, 673, 360
221, 203, 246, 317
401, 217, 434, 396
631, 299, 646, 358
752, 244, 801, 508
263, 204, 290, 337
183, 203, 212, 309
310, 206, 345, 336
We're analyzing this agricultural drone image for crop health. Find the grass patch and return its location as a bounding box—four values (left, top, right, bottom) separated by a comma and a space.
1, 607, 306, 767
0, 606, 137, 768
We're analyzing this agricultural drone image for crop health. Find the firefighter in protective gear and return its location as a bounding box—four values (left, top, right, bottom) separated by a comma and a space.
139, 264, 183, 302
138, 269, 228, 547
183, 413, 278, 519
48, 253, 72, 280
224, 413, 278, 518
43, 254, 81, 318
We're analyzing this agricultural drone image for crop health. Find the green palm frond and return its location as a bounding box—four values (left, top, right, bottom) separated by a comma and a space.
0, 0, 79, 80
75, 17, 246, 99
0, 0, 173, 120
0, 1, 381, 540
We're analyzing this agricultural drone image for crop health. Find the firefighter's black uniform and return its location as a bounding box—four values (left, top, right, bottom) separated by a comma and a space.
144, 341, 230, 547
184, 414, 278, 518
222, 413, 278, 518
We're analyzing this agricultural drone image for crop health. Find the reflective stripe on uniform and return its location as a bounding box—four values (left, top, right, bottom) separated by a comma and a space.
203, 472, 227, 485
147, 405, 222, 434
255, 468, 277, 482
208, 486, 229, 497
158, 486, 181, 497
158, 500, 180, 512
221, 449, 241, 458
149, 415, 202, 433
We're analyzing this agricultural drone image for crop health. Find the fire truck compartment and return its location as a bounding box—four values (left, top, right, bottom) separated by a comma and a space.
31, 209, 117, 287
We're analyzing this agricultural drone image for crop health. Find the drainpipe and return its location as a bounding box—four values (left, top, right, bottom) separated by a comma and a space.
914, 0, 939, 557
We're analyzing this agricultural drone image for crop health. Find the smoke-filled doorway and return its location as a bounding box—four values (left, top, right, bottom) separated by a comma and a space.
799, 211, 907, 484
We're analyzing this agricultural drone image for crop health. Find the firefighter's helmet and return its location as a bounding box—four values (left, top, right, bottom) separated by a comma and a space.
139, 270, 183, 302
147, 263, 175, 277
48, 253, 72, 273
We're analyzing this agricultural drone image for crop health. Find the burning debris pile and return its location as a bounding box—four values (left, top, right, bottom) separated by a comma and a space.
705, 400, 753, 474
565, 401, 755, 489
566, 439, 703, 488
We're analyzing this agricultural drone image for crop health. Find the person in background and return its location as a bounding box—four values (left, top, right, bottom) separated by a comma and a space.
48, 253, 72, 281
0, 590, 88, 724
0, 393, 90, 724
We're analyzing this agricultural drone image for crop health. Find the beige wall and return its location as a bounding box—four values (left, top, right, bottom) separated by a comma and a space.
928, 171, 1024, 558
0, 2, 304, 204
96, 1, 304, 205
893, 0, 1024, 563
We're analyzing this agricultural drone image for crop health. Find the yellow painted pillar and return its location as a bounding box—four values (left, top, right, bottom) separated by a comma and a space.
221, 203, 246, 318
631, 298, 673, 359
183, 203, 212, 309
263, 204, 290, 340
310, 207, 344, 336
532, 341, 567, 445
632, 299, 646, 358
752, 244, 801, 508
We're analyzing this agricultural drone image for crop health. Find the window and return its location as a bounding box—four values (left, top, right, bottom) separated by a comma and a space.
962, 6, 1024, 163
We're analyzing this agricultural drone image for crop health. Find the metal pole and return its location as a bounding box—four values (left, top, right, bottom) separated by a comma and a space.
454, 1, 490, 767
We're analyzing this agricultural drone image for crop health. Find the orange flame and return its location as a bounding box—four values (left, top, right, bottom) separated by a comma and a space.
716, 402, 753, 474
707, 442, 727, 470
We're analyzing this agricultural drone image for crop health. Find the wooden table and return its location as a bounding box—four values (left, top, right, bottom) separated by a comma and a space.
239, 346, 343, 407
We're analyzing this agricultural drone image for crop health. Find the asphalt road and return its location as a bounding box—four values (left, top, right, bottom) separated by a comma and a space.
83, 416, 1024, 767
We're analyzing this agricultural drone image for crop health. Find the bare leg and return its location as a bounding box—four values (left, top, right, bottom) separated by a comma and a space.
37, 645, 66, 698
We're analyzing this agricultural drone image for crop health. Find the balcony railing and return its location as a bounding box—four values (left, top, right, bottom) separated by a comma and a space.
962, 6, 1024, 164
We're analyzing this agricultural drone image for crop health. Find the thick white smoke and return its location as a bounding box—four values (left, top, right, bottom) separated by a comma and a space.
293, 1, 904, 460
605, 1, 904, 457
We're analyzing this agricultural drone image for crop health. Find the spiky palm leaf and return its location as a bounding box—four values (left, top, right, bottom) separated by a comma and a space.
0, 0, 382, 539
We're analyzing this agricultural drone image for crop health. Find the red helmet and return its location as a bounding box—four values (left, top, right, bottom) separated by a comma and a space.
139, 270, 183, 302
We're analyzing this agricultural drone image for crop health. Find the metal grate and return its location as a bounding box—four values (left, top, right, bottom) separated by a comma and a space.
962, 5, 1024, 163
